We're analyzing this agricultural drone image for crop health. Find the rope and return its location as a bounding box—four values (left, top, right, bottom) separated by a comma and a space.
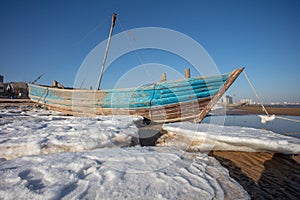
243, 71, 300, 123
74, 15, 110, 47
35, 87, 49, 106
116, 18, 156, 84
117, 18, 144, 65
243, 71, 269, 116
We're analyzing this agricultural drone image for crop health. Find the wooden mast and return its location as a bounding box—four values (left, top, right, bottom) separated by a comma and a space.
97, 13, 117, 90
194, 67, 244, 123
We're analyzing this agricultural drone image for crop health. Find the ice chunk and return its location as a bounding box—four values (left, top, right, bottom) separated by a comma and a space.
159, 122, 300, 154
0, 107, 141, 159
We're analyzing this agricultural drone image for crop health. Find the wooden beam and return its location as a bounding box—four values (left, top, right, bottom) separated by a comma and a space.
194, 67, 245, 123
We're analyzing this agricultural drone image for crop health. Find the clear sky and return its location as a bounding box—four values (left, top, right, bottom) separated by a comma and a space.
0, 0, 299, 103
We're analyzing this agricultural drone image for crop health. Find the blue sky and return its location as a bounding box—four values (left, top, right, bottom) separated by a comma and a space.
0, 0, 299, 102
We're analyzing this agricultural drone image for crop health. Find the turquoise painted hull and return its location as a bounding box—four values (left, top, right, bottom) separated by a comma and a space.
28, 68, 243, 122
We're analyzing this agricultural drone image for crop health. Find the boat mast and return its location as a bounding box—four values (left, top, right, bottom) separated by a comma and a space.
97, 13, 117, 90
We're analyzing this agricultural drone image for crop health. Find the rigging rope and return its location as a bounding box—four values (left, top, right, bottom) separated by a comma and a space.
34, 87, 49, 108
243, 71, 269, 116
76, 15, 110, 47
116, 18, 156, 84
243, 71, 300, 123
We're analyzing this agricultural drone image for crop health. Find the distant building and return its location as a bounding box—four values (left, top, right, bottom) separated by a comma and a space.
0, 74, 4, 95
219, 95, 233, 105
240, 99, 253, 105
0, 75, 29, 98
3, 81, 28, 99
226, 95, 233, 104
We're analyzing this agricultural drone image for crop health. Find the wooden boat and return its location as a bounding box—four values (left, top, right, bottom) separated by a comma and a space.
28, 67, 244, 123
28, 13, 244, 123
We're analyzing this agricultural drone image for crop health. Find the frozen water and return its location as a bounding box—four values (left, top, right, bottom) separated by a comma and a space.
0, 106, 250, 199
160, 122, 300, 154
0, 107, 141, 159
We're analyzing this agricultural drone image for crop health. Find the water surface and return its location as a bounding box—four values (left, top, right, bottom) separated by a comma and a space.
202, 115, 300, 138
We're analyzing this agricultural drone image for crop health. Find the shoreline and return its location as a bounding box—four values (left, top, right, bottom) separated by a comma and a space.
226, 105, 300, 116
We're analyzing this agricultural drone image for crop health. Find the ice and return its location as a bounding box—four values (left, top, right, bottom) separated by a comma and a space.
0, 147, 249, 199
159, 122, 300, 154
0, 107, 142, 159
0, 106, 250, 199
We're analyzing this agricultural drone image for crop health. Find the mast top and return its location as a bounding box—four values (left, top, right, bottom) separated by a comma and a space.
112, 13, 117, 27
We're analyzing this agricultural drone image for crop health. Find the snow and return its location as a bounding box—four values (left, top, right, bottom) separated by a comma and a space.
0, 147, 249, 199
0, 106, 250, 199
159, 122, 300, 154
0, 107, 142, 159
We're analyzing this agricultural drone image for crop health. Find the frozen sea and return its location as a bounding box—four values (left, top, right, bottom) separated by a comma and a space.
202, 114, 300, 138
1, 106, 299, 199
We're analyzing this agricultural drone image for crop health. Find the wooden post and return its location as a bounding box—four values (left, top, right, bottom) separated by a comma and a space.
97, 13, 117, 90
52, 80, 58, 87
185, 68, 190, 78
161, 73, 166, 82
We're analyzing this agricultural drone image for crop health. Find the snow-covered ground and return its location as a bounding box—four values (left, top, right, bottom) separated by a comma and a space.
0, 106, 250, 199
0, 147, 249, 199
159, 122, 300, 154
0, 107, 141, 159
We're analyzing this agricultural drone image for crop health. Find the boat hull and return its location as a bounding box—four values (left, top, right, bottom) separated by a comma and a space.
28, 68, 244, 123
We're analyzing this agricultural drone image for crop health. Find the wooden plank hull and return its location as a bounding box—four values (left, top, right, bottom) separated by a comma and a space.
28, 68, 244, 123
